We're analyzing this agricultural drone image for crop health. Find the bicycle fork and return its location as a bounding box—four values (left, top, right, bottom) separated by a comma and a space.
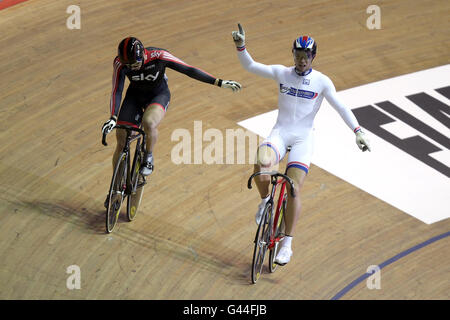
268, 181, 287, 250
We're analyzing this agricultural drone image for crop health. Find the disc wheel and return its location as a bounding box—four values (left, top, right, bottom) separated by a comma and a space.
251, 202, 272, 284
106, 153, 127, 233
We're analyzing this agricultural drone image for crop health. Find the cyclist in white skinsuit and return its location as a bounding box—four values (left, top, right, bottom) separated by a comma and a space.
232, 24, 371, 265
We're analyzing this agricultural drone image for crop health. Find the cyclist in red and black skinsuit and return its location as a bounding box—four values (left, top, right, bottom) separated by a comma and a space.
102, 37, 241, 178
101, 37, 241, 208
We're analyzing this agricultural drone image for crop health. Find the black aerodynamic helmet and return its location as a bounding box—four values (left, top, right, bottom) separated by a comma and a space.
292, 36, 317, 59
118, 37, 144, 65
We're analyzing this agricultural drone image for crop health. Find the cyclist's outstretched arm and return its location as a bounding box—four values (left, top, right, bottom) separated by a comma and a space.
232, 23, 284, 81
161, 51, 241, 92
322, 75, 360, 132
323, 75, 371, 151
163, 51, 216, 84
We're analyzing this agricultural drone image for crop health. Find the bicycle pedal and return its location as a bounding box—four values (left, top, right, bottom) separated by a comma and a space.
277, 233, 286, 240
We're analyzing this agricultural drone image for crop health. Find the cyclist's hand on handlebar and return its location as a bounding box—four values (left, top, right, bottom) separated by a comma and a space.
102, 116, 117, 135
221, 80, 242, 92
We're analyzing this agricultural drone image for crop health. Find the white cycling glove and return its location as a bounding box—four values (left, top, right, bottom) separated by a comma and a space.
355, 130, 371, 152
220, 80, 242, 92
102, 117, 117, 135
232, 23, 245, 48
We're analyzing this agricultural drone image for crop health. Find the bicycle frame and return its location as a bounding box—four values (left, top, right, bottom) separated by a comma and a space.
102, 124, 148, 233
248, 171, 295, 250
103, 124, 147, 195
269, 178, 287, 250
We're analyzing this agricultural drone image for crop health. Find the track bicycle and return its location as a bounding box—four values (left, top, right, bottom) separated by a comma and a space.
102, 124, 148, 233
247, 170, 295, 284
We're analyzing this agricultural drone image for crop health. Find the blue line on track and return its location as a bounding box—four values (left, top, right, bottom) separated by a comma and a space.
331, 231, 450, 300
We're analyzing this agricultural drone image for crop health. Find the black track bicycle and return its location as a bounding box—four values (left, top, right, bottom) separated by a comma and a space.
102, 125, 148, 233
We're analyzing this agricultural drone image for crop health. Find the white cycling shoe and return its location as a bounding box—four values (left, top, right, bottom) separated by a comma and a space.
274, 246, 292, 266
140, 154, 153, 176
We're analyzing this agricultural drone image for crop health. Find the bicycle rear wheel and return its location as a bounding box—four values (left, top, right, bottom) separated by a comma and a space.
269, 195, 287, 273
127, 144, 145, 221
106, 153, 127, 233
251, 202, 272, 284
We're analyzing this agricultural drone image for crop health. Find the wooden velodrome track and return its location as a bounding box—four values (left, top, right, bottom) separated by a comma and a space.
0, 0, 449, 300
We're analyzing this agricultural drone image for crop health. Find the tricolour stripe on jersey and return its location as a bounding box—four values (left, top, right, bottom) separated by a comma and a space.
287, 161, 309, 174
110, 58, 123, 116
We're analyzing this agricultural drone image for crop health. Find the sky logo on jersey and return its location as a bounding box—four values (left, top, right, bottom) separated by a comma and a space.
280, 84, 317, 99
240, 65, 450, 224
131, 71, 160, 81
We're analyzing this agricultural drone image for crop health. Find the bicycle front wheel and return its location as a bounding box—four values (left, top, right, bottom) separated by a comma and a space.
106, 153, 127, 233
251, 202, 272, 284
127, 145, 145, 221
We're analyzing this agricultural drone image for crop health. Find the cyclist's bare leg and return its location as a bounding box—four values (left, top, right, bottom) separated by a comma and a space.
254, 145, 278, 198
105, 128, 128, 206
284, 167, 307, 236
112, 129, 127, 173
142, 104, 165, 154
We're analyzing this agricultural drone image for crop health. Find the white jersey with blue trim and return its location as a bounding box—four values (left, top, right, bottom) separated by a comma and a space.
236, 47, 360, 139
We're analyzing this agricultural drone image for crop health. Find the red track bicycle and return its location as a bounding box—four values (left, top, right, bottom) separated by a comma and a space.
247, 170, 295, 284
